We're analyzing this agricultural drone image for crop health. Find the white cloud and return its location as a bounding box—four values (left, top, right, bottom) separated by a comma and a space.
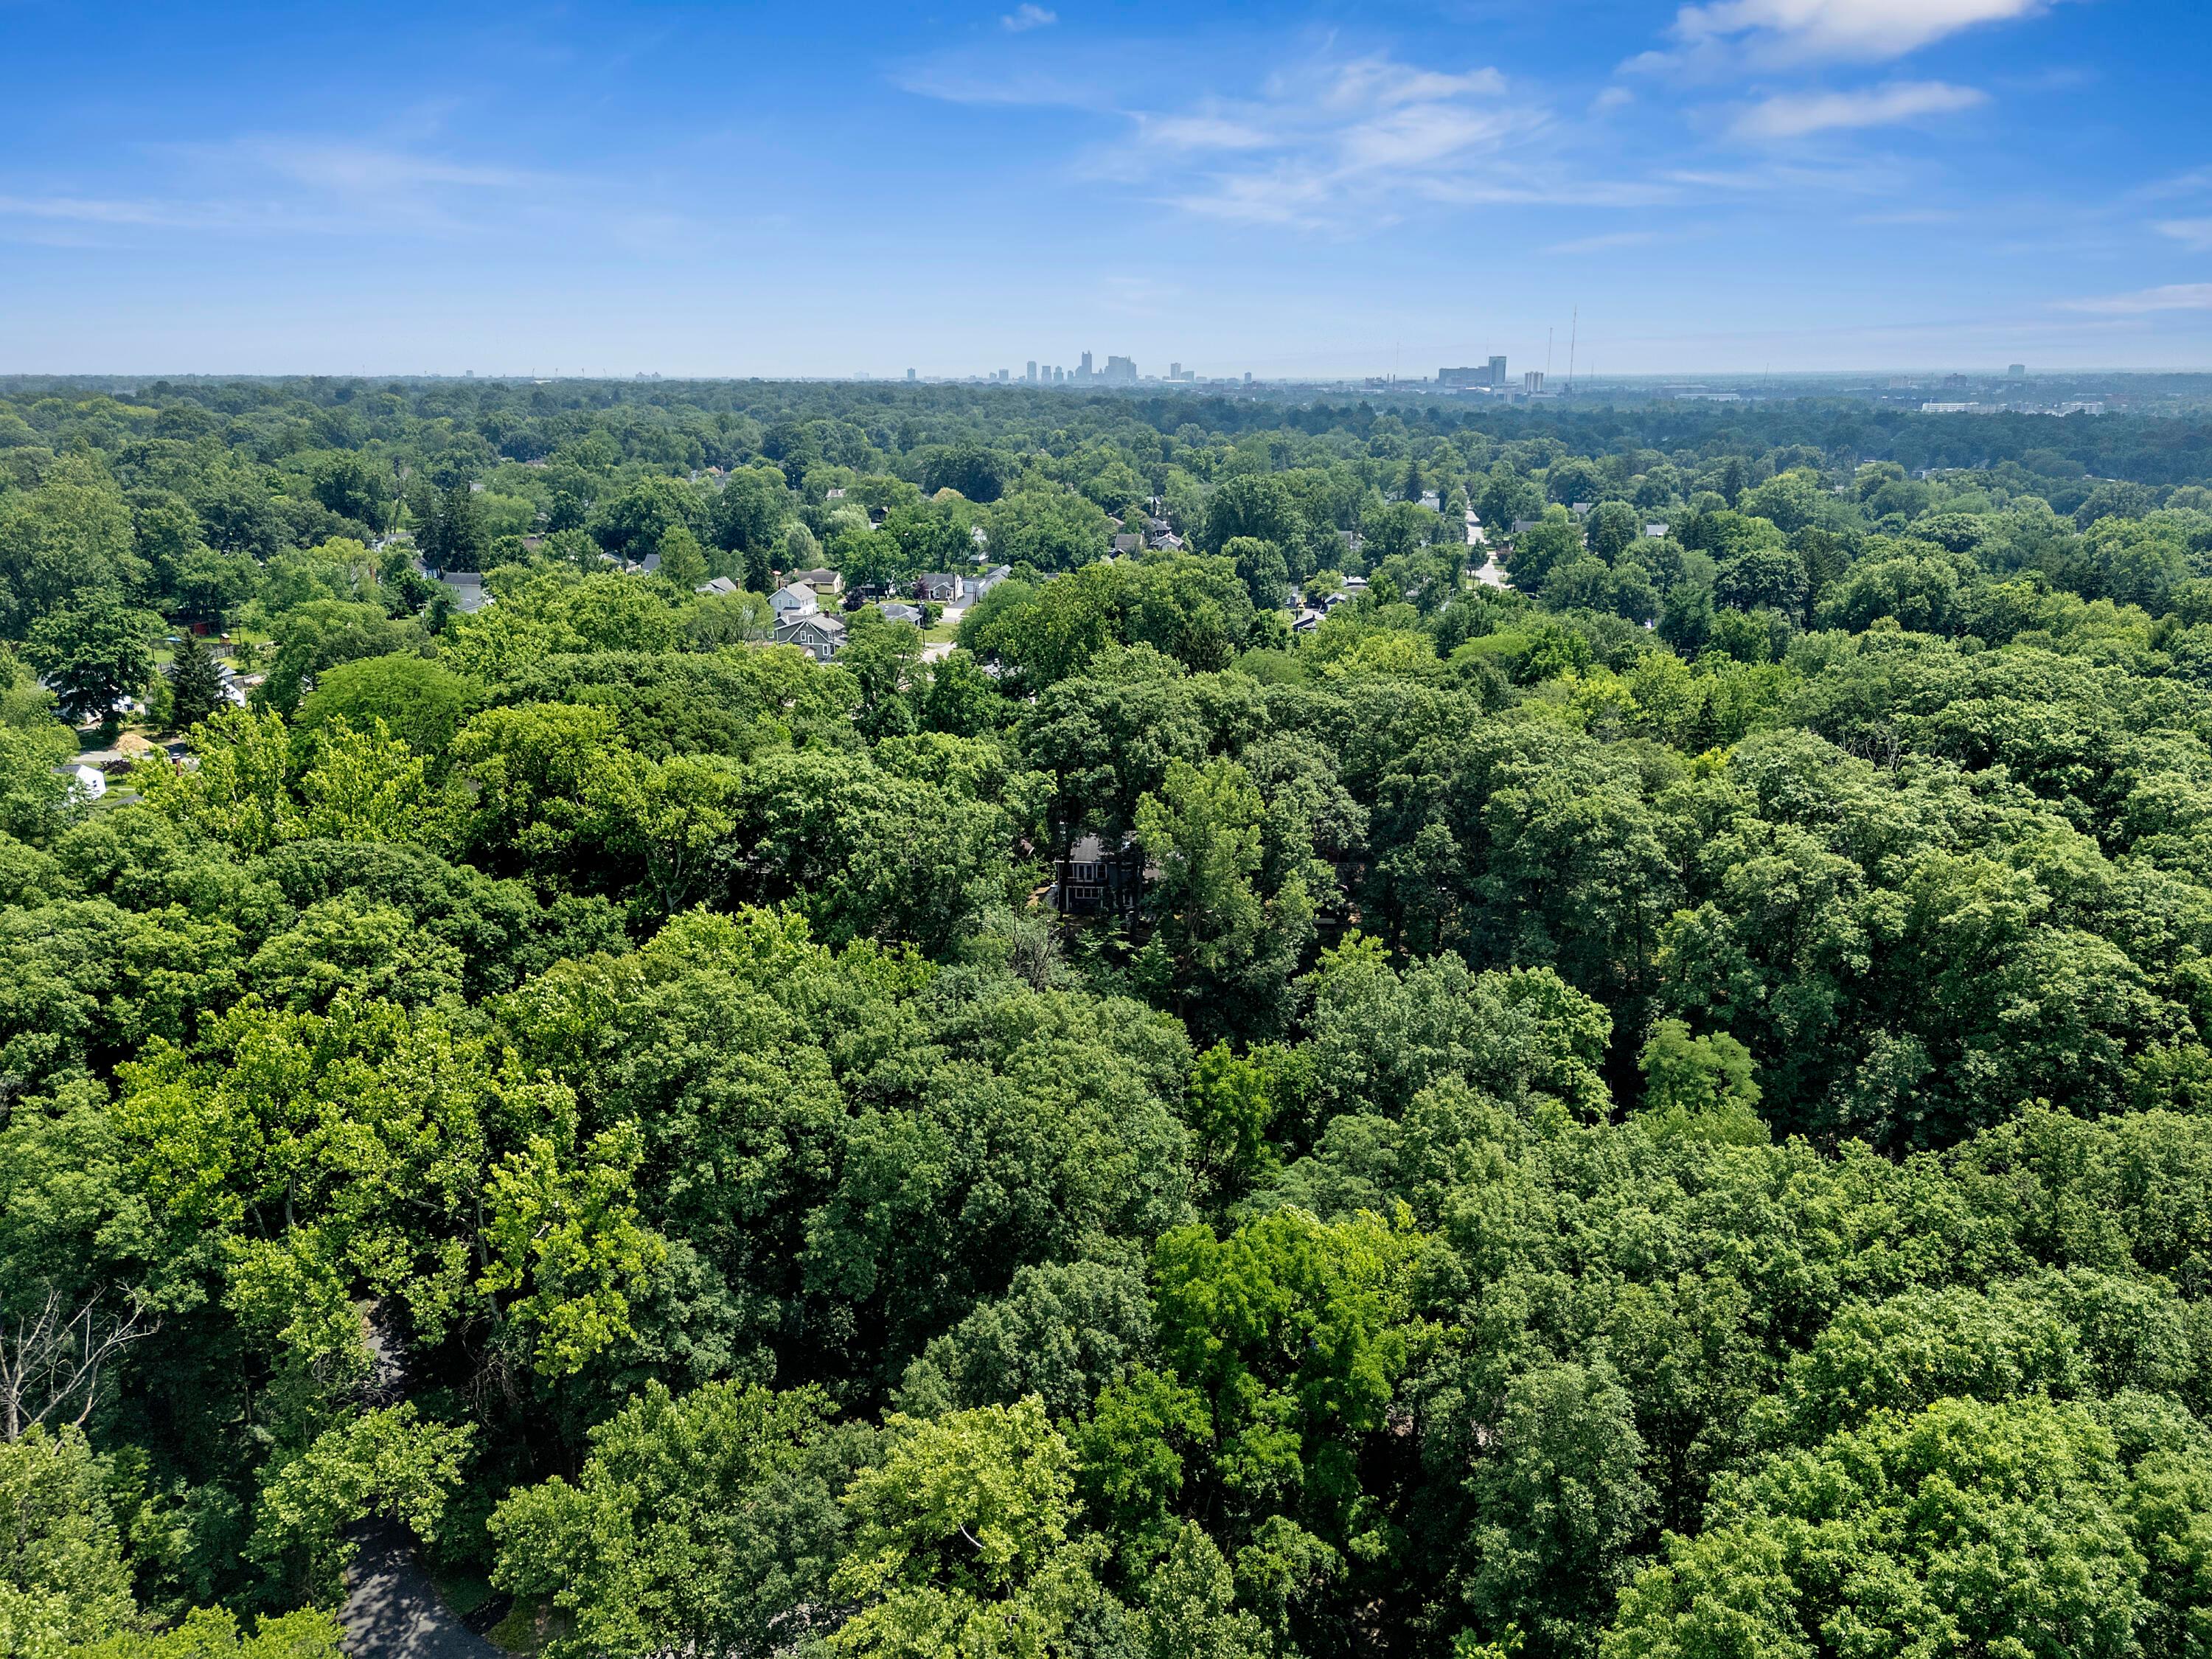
1671, 0, 2053, 63
1732, 80, 1987, 139
2062, 283, 2212, 315
1544, 229, 1662, 254
2134, 167, 2212, 202
2155, 218, 2212, 251
1590, 86, 1635, 114
1133, 114, 1275, 151
1071, 48, 1545, 229
0, 134, 691, 251
1001, 4, 1056, 30
1314, 59, 1506, 111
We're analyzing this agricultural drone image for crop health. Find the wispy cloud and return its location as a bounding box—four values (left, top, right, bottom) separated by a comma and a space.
213, 139, 546, 194
1732, 80, 1987, 139
1131, 114, 1274, 151
1544, 229, 1663, 255
2130, 166, 2212, 203
1665, 0, 2056, 66
2157, 218, 2212, 251
2062, 283, 2212, 315
0, 134, 691, 251
1853, 207, 1962, 224
1001, 4, 1056, 31
907, 44, 1563, 229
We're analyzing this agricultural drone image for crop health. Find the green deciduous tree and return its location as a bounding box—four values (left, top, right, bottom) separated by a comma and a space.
831, 1399, 1117, 1659
24, 594, 155, 732
490, 1380, 874, 1659
1134, 758, 1315, 1042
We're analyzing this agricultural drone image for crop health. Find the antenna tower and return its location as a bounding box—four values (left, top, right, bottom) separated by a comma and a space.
1567, 307, 1579, 394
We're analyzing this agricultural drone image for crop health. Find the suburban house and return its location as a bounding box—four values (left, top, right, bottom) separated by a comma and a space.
1054, 833, 1142, 917
967, 563, 1012, 599
880, 601, 923, 624
1644, 524, 1669, 538
439, 571, 490, 613
696, 575, 742, 598
1110, 533, 1143, 556
66, 764, 106, 803
773, 611, 846, 661
1511, 518, 1543, 534
790, 566, 843, 595
768, 583, 819, 617
1148, 530, 1184, 551
916, 571, 963, 603
639, 552, 662, 574
1419, 491, 1442, 512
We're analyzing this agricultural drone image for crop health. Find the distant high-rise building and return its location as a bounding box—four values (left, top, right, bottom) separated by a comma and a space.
1079, 351, 1093, 378
1489, 355, 1509, 387
1243, 371, 1253, 384
905, 368, 916, 381
1104, 354, 1137, 382
1026, 361, 1037, 382
2008, 363, 2026, 378
1438, 366, 1486, 386
1523, 370, 1545, 393
1169, 362, 1181, 378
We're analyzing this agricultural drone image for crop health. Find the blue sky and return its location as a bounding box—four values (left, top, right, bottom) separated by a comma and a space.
2, 0, 2208, 376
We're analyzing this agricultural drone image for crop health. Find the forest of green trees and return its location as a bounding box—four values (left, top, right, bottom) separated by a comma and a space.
6, 374, 2212, 1658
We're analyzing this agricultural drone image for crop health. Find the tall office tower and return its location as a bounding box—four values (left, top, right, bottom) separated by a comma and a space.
1026, 361, 1037, 381
1523, 370, 1544, 392
1489, 355, 1508, 386
905, 368, 916, 381
1079, 351, 1093, 378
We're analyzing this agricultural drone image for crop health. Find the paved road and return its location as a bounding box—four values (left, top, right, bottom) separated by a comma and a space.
342, 1523, 504, 1659
922, 600, 969, 661
1466, 514, 1509, 588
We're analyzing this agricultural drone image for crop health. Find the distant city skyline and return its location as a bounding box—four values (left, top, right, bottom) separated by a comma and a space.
4, 1, 2209, 375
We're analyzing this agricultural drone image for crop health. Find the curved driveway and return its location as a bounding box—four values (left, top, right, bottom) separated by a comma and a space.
341, 1523, 505, 1659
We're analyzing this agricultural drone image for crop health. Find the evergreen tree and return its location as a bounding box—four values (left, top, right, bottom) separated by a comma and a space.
167, 629, 226, 732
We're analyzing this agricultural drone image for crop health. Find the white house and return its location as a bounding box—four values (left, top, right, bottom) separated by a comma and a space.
67, 764, 106, 803
695, 576, 742, 598
768, 584, 818, 617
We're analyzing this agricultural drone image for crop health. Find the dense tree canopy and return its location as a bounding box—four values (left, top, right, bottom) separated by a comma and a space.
4, 374, 2212, 1657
